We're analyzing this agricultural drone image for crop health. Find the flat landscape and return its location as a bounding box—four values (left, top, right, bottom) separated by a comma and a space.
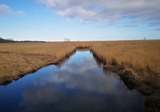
0, 40, 160, 87
1, 1, 160, 112
0, 40, 160, 111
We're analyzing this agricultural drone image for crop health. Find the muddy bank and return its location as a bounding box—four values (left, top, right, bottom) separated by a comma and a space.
104, 66, 160, 112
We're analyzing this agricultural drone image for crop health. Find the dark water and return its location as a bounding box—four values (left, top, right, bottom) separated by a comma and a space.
0, 51, 144, 112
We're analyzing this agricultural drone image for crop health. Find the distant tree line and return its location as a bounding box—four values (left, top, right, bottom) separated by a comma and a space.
0, 37, 14, 43
0, 37, 45, 43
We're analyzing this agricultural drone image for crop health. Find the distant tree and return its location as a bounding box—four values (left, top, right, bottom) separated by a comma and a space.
0, 37, 5, 42
0, 37, 14, 43
64, 38, 70, 42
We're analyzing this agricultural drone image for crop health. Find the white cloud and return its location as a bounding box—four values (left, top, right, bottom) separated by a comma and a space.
0, 4, 24, 15
0, 4, 12, 14
38, 0, 160, 25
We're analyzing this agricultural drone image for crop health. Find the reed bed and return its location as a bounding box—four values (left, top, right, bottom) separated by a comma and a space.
0, 40, 160, 85
90, 40, 160, 75
0, 42, 76, 83
0, 40, 159, 111
89, 40, 160, 112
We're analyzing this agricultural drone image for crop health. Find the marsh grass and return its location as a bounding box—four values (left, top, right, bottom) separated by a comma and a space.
0, 42, 76, 83
0, 40, 160, 85
0, 40, 159, 111
88, 40, 160, 112
90, 40, 160, 75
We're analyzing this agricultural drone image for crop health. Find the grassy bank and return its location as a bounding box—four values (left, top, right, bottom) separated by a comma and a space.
89, 40, 160, 92
0, 42, 76, 83
90, 40, 160, 74
89, 40, 160, 112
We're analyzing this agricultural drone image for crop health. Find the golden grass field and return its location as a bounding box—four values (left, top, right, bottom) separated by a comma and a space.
91, 40, 160, 74
90, 41, 160, 93
0, 40, 160, 84
0, 40, 160, 111
0, 42, 76, 83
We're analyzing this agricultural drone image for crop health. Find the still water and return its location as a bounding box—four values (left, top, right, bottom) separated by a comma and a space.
0, 51, 144, 112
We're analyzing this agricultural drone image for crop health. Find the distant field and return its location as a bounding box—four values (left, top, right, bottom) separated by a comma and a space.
0, 40, 160, 87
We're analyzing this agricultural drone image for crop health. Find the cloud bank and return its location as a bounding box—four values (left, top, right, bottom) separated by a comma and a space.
38, 0, 160, 25
0, 4, 24, 15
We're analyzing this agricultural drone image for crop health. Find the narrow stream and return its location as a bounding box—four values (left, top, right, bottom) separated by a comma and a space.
0, 51, 144, 112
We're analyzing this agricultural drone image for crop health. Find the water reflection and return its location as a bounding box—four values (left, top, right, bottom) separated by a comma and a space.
0, 51, 144, 112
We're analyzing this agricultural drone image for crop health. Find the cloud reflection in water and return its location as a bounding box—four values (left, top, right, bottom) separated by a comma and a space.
18, 51, 144, 112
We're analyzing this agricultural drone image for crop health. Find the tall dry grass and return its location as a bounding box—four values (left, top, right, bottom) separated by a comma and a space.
0, 42, 76, 83
0, 40, 160, 84
90, 40, 160, 75
0, 40, 159, 112
89, 41, 160, 112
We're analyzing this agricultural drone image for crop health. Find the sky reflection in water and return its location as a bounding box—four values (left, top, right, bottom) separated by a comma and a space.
0, 51, 144, 112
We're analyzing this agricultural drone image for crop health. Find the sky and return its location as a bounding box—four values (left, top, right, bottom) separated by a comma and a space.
0, 0, 160, 41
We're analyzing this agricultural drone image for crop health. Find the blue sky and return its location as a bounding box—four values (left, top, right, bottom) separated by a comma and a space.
0, 0, 160, 41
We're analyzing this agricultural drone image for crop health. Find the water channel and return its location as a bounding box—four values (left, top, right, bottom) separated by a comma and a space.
0, 51, 145, 112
